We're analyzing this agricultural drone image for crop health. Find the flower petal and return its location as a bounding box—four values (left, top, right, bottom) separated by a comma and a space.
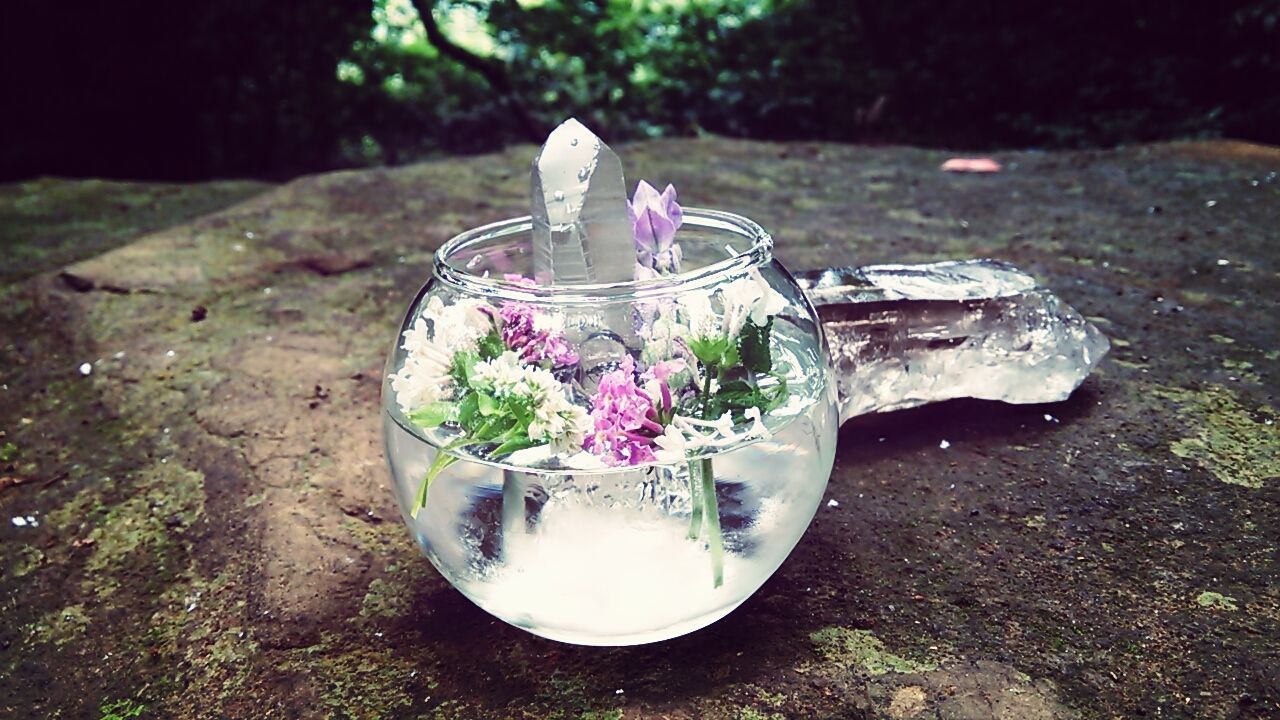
661, 184, 683, 228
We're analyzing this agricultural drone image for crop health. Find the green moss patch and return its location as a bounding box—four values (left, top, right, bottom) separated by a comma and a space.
1195, 591, 1239, 611
1161, 384, 1278, 488
810, 627, 938, 676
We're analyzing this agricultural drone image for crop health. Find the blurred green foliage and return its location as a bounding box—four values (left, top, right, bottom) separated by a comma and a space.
2, 0, 1277, 181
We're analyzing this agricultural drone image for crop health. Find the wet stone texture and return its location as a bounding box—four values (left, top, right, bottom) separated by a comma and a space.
1, 139, 1278, 719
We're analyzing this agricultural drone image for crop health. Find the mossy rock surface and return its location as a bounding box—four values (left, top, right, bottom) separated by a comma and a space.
1, 139, 1278, 719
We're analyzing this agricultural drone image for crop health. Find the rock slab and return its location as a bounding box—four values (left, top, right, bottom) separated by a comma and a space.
1, 139, 1278, 719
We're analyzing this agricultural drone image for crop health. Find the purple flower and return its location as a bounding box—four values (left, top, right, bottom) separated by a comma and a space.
629, 180, 683, 274
584, 357, 665, 466
640, 358, 686, 418
499, 302, 579, 367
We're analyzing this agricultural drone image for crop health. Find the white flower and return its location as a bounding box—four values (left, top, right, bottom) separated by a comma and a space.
743, 406, 772, 440
640, 311, 687, 369
720, 270, 787, 336
423, 296, 491, 350
473, 351, 589, 453
675, 269, 788, 345
640, 379, 659, 406
546, 404, 589, 454
653, 423, 688, 464
710, 411, 735, 437
392, 296, 493, 413
752, 279, 786, 326
389, 354, 444, 413
675, 291, 717, 340
662, 406, 772, 459
472, 351, 534, 396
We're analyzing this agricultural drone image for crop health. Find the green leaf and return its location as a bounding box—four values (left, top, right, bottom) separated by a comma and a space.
490, 435, 543, 459
688, 336, 730, 368
710, 380, 763, 413
476, 331, 505, 361
451, 350, 481, 387
507, 396, 534, 426
470, 413, 518, 445
702, 376, 791, 422
456, 392, 480, 430
765, 377, 790, 410
407, 401, 455, 428
721, 342, 741, 369
737, 318, 773, 373
477, 391, 499, 416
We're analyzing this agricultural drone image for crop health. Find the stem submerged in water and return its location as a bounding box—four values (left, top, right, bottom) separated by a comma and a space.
413, 440, 465, 517
687, 460, 703, 539
700, 456, 723, 588
689, 365, 724, 587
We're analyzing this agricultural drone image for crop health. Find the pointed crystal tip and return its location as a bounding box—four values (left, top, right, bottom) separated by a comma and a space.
530, 118, 635, 285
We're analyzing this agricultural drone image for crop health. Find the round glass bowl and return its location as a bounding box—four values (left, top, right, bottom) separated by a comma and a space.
382, 210, 838, 645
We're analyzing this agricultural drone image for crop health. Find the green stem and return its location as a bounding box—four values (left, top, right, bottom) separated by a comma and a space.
697, 364, 724, 587
700, 367, 714, 417
687, 461, 703, 539
700, 456, 723, 588
412, 440, 466, 517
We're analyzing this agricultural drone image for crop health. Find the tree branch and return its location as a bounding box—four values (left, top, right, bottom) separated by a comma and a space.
410, 0, 541, 140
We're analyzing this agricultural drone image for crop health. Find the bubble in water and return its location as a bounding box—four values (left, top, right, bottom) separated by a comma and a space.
578, 167, 590, 182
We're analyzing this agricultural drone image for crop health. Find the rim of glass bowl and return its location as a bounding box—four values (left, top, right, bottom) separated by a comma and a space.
433, 208, 773, 303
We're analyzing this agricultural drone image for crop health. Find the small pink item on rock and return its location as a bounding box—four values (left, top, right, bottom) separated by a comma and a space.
941, 157, 1002, 173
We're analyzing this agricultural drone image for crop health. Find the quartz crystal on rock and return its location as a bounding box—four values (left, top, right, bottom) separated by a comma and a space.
795, 259, 1110, 422
530, 118, 635, 285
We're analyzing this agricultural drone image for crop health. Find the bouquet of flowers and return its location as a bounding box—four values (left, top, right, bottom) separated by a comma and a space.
391, 182, 790, 587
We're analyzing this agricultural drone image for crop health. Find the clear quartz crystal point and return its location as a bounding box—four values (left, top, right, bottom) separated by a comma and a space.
530, 118, 636, 284
795, 259, 1110, 422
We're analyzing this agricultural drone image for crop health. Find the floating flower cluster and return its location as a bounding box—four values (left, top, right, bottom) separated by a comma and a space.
583, 357, 667, 466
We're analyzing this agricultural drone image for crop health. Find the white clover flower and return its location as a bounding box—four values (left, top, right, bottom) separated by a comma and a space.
472, 351, 533, 396
473, 351, 589, 453
545, 404, 589, 454
399, 316, 434, 356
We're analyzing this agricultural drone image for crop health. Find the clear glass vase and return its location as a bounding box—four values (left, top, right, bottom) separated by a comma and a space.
381, 209, 838, 645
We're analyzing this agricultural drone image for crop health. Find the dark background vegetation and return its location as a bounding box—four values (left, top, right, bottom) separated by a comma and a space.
3, 0, 1277, 182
